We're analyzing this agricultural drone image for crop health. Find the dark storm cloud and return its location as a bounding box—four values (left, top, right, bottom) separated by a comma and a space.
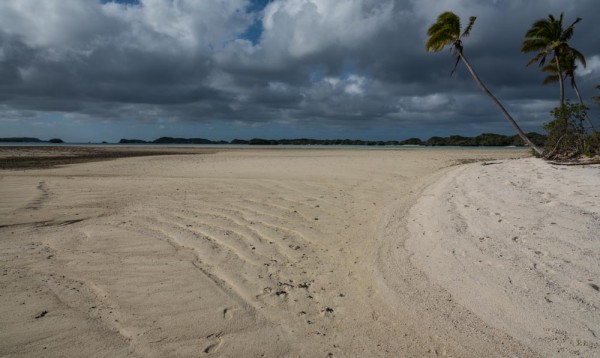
0, 0, 599, 141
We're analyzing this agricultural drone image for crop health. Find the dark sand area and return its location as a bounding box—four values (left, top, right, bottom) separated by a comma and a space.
0, 146, 220, 170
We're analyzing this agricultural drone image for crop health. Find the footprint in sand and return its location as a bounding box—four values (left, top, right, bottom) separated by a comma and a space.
203, 333, 223, 354
223, 307, 237, 320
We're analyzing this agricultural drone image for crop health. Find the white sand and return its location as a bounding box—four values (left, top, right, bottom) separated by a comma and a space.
407, 157, 600, 357
2, 148, 594, 357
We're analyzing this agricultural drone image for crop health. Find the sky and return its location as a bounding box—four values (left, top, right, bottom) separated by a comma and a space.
1, 0, 599, 142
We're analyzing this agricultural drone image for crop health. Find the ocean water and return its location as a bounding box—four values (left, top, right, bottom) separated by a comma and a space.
0, 142, 527, 150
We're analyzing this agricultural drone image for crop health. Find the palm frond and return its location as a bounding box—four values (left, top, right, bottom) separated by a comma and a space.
521, 38, 549, 53
561, 17, 581, 41
526, 51, 547, 67
569, 47, 586, 68
524, 19, 549, 38
542, 63, 557, 74
426, 11, 461, 52
542, 74, 559, 85
461, 16, 477, 38
426, 31, 455, 52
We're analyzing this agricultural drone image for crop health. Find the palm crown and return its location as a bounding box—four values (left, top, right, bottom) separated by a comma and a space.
426, 12, 476, 75
522, 12, 585, 106
426, 12, 476, 53
521, 13, 585, 68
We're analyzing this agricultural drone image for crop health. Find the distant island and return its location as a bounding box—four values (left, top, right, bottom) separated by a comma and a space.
119, 133, 546, 147
0, 137, 63, 143
0, 137, 44, 142
119, 137, 228, 144
0, 133, 547, 147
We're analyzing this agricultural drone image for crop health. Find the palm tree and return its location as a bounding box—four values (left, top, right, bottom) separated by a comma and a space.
426, 11, 543, 155
521, 13, 584, 106
541, 52, 596, 133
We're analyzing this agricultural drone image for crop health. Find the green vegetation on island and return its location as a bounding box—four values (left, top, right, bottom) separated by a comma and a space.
120, 137, 228, 144
0, 137, 43, 142
0, 137, 63, 143
118, 133, 546, 147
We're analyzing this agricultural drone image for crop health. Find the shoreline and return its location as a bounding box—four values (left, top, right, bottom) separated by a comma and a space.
0, 146, 221, 170
0, 145, 527, 170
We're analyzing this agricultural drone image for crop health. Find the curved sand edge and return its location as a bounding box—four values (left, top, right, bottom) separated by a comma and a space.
404, 158, 600, 357
375, 164, 538, 357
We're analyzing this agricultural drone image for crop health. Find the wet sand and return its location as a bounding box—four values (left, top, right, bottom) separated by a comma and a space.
0, 146, 218, 170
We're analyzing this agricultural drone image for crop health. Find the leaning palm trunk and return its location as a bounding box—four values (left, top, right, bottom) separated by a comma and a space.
572, 81, 598, 133
459, 52, 544, 155
555, 53, 565, 106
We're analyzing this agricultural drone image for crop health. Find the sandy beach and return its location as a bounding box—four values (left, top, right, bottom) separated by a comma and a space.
1, 147, 598, 357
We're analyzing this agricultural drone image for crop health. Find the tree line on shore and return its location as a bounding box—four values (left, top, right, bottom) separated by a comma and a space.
118, 133, 546, 147
1, 133, 547, 147
0, 137, 63, 143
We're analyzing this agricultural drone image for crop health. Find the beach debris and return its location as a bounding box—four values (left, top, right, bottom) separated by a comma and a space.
298, 282, 311, 289
278, 281, 294, 288
321, 307, 334, 317
35, 310, 48, 319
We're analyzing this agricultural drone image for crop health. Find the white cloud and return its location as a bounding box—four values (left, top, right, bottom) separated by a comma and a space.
398, 94, 452, 113
0, 0, 253, 53
344, 75, 366, 95
577, 55, 600, 78
262, 0, 393, 57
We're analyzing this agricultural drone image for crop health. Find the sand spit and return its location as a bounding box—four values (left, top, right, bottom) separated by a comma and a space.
0, 148, 557, 357
407, 158, 600, 357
